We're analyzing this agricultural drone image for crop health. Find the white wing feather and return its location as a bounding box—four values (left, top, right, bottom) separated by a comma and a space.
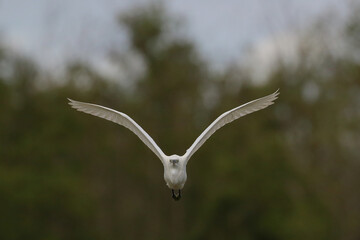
183, 90, 279, 161
68, 99, 167, 162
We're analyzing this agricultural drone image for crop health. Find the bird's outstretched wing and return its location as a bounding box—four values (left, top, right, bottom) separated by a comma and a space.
182, 90, 279, 162
68, 99, 167, 162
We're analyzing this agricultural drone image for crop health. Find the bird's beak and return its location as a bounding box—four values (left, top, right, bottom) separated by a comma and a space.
170, 159, 179, 164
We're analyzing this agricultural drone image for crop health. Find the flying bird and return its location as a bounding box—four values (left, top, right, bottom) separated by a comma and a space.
68, 90, 279, 200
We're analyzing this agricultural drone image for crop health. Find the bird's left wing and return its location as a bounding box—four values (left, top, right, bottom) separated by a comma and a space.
182, 90, 279, 162
68, 99, 167, 162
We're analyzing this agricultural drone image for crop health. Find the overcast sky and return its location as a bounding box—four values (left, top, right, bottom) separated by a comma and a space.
0, 0, 349, 73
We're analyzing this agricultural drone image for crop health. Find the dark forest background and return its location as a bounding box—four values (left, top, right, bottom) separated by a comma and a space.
1, 3, 360, 240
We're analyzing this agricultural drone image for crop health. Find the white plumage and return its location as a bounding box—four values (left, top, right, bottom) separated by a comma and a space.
68, 89, 279, 200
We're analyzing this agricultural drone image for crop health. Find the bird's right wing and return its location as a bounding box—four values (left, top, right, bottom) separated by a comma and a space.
183, 90, 279, 162
68, 99, 167, 162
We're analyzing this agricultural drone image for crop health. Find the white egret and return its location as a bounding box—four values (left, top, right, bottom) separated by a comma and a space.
68, 90, 279, 200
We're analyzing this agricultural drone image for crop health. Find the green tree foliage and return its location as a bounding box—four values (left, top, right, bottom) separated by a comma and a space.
0, 4, 360, 240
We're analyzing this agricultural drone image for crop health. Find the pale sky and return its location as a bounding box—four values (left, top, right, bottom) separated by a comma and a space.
0, 0, 349, 73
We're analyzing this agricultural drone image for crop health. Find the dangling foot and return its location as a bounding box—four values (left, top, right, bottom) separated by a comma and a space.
171, 189, 181, 201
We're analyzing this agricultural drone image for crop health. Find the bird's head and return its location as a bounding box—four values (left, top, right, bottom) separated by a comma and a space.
169, 155, 181, 165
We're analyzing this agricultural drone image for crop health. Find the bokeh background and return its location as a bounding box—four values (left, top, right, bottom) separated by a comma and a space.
1, 0, 360, 239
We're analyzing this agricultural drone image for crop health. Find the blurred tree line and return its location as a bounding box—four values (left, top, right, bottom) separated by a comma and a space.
1, 3, 360, 240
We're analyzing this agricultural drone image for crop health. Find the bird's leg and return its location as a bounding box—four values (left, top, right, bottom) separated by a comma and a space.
171, 189, 181, 201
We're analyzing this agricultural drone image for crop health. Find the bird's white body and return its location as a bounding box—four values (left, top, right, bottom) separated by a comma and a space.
68, 90, 279, 198
163, 155, 187, 190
